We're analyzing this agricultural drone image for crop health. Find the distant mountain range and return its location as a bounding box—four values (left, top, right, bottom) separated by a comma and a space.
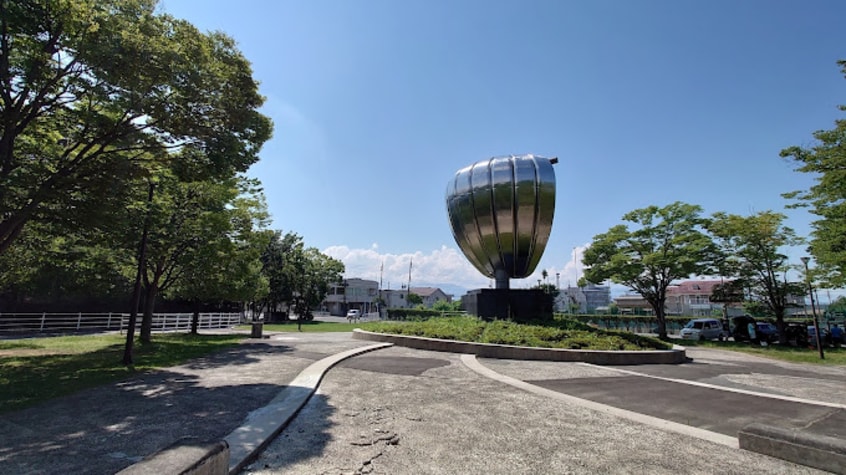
419, 282, 631, 300
415, 282, 631, 300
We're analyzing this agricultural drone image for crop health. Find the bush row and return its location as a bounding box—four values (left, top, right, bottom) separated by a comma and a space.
361, 315, 672, 351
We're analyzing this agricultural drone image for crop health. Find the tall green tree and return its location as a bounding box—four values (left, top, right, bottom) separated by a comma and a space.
780, 60, 846, 289
166, 185, 271, 334
289, 248, 344, 327
134, 174, 267, 342
258, 232, 344, 324
582, 202, 718, 339
0, 0, 272, 255
707, 211, 806, 343
258, 231, 304, 318
828, 296, 846, 316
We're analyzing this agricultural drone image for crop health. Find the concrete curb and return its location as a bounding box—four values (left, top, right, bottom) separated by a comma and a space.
116, 439, 229, 475
352, 329, 686, 364
223, 342, 393, 474
738, 423, 846, 474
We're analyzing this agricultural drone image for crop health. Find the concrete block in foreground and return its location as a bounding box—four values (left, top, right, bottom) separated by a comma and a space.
738, 423, 846, 474
117, 439, 229, 475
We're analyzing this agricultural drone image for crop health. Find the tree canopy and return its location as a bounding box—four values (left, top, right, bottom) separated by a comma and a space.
407, 292, 423, 306
0, 0, 272, 255
707, 211, 805, 342
258, 231, 345, 320
780, 60, 846, 289
582, 202, 717, 338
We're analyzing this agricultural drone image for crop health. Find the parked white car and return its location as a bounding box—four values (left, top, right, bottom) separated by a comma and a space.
346, 309, 361, 321
679, 318, 727, 341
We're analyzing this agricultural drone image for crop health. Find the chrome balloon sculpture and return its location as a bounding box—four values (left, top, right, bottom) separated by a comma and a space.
446, 154, 557, 289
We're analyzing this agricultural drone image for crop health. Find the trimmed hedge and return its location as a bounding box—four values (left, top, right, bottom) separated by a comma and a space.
385, 308, 449, 321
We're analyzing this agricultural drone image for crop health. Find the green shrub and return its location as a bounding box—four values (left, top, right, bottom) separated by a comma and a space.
385, 308, 443, 321
360, 316, 671, 351
363, 316, 485, 341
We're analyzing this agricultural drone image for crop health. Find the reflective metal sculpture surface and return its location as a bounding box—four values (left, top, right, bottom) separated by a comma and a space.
446, 154, 557, 289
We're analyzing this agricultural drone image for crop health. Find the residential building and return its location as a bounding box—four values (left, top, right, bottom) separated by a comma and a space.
614, 280, 729, 317
556, 287, 585, 313
666, 280, 729, 317
380, 286, 453, 309
323, 278, 378, 316
381, 289, 410, 309
410, 287, 452, 308
614, 294, 653, 315
613, 279, 807, 318
554, 284, 610, 313
582, 284, 611, 313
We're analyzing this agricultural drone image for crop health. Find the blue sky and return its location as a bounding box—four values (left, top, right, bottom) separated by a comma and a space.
160, 0, 846, 300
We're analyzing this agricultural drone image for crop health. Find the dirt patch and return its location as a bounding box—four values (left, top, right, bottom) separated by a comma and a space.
0, 349, 67, 358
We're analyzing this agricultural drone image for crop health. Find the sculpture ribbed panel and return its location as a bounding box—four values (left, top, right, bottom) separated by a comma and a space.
446, 154, 556, 280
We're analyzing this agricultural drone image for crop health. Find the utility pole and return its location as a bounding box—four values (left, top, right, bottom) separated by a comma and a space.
407, 259, 413, 308
379, 262, 384, 319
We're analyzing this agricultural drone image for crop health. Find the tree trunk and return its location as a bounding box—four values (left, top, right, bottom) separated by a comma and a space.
140, 283, 159, 343
123, 268, 143, 365
653, 300, 668, 340
775, 313, 787, 345
123, 182, 155, 364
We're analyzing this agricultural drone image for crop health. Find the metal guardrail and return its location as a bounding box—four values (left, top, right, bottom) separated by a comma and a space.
0, 312, 243, 335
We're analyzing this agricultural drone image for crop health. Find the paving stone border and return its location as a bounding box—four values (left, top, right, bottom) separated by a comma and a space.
351, 329, 686, 365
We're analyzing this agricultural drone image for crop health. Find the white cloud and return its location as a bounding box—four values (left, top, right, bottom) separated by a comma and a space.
322, 244, 488, 291
324, 243, 846, 302
322, 243, 600, 294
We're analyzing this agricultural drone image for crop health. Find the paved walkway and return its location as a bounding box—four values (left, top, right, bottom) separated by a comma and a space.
0, 332, 365, 474
1, 332, 843, 474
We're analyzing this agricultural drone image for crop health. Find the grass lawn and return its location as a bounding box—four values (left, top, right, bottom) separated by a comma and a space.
0, 332, 244, 414
679, 339, 846, 365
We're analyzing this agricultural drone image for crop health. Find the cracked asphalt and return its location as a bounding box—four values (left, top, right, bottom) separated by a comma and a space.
243, 342, 839, 475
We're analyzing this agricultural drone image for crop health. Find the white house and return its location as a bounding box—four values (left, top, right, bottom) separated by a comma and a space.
323, 278, 378, 316
410, 287, 452, 308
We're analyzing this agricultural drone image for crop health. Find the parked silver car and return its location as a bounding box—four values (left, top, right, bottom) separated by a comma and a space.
680, 318, 727, 341
346, 309, 361, 321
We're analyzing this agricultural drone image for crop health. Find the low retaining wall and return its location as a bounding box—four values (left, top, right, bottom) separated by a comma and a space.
352, 329, 686, 365
739, 423, 846, 474
117, 439, 229, 475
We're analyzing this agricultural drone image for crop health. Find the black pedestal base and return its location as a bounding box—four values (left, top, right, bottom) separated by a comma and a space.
461, 288, 554, 323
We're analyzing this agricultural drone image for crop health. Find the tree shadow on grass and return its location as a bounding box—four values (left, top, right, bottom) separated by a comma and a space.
0, 336, 296, 413
0, 366, 338, 475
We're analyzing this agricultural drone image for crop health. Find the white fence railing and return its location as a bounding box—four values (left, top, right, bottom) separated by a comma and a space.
0, 312, 244, 335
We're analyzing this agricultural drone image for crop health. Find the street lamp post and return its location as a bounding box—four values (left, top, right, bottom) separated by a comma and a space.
800, 257, 824, 360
